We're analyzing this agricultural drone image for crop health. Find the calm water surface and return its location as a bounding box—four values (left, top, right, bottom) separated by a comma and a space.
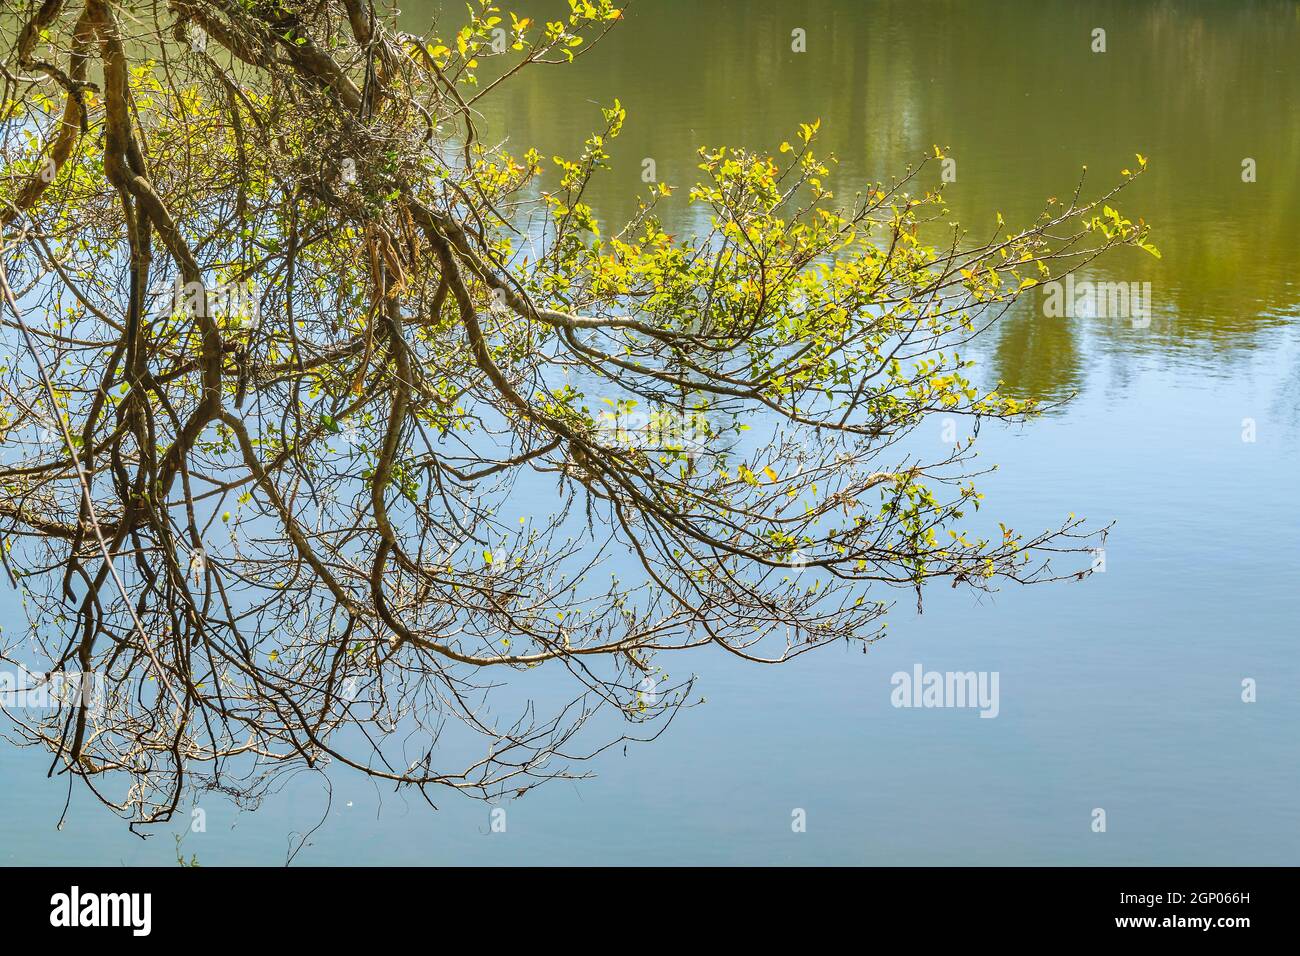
2, 0, 1297, 864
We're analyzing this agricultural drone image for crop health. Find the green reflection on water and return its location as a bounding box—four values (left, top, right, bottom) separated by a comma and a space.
410, 0, 1300, 401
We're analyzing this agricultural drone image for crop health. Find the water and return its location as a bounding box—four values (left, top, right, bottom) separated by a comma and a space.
1, 0, 1298, 864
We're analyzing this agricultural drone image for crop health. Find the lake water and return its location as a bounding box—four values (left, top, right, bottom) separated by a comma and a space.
2, 0, 1298, 864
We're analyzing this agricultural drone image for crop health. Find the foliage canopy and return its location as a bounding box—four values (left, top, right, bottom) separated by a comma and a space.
0, 0, 1151, 826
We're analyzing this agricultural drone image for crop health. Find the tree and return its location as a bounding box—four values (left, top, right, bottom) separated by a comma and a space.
0, 0, 1153, 828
